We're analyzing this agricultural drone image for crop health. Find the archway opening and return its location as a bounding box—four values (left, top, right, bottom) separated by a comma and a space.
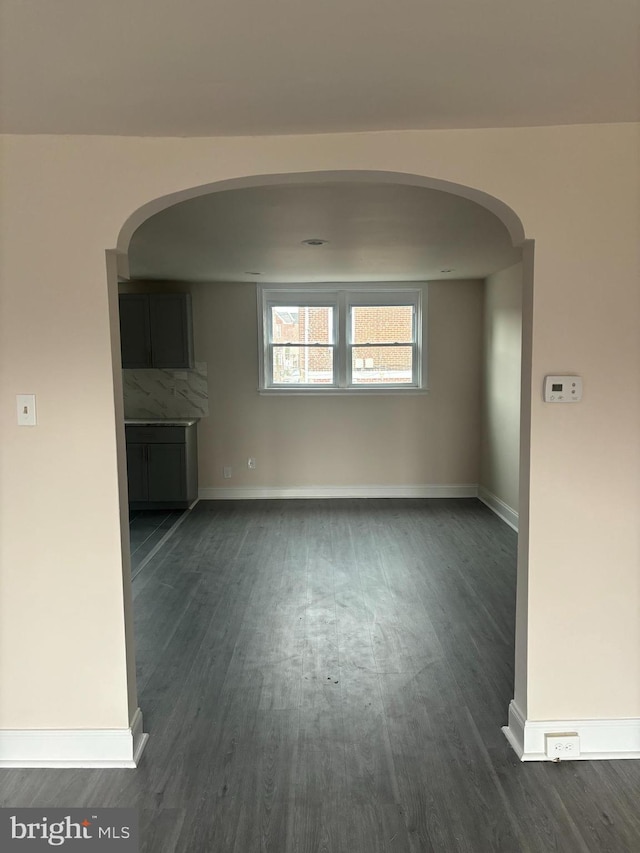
111, 171, 533, 760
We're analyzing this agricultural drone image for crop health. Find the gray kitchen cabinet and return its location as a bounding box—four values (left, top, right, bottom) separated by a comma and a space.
119, 293, 194, 369
119, 295, 151, 368
125, 423, 198, 509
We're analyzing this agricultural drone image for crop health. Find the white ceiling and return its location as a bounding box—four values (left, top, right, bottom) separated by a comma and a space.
128, 182, 521, 282
1, 0, 638, 135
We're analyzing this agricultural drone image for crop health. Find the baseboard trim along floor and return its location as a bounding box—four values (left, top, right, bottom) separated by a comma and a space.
198, 484, 479, 500
503, 700, 640, 761
478, 486, 519, 532
0, 708, 148, 769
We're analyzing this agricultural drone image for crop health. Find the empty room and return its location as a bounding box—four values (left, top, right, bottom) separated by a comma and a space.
1, 1, 639, 851
116, 177, 526, 845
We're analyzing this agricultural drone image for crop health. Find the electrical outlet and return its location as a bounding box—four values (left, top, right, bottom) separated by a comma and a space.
545, 732, 580, 760
248, 457, 256, 469
223, 467, 232, 479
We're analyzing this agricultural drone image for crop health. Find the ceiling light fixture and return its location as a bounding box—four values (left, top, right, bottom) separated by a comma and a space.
440, 268, 455, 273
245, 271, 262, 275
301, 238, 328, 246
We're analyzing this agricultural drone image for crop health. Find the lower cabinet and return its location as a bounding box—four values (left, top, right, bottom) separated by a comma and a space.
125, 423, 198, 509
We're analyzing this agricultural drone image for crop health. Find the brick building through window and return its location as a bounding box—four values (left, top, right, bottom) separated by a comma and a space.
261, 286, 423, 390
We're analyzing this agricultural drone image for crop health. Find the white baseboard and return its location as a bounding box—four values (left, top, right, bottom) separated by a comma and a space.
0, 707, 149, 769
198, 484, 479, 500
478, 486, 519, 531
503, 700, 640, 761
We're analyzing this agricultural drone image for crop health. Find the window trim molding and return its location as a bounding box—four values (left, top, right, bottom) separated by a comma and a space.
257, 282, 428, 393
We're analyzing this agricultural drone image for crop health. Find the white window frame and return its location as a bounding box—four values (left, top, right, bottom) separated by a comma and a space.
257, 283, 427, 394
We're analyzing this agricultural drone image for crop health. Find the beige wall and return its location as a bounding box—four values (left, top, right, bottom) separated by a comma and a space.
1, 123, 638, 733
191, 280, 483, 489
480, 262, 523, 512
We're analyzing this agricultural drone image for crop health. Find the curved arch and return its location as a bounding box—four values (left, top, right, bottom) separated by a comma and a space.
110, 165, 533, 755
116, 169, 527, 258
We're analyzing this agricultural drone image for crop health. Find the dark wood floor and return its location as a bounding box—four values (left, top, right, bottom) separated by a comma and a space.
2, 499, 640, 852
129, 509, 186, 576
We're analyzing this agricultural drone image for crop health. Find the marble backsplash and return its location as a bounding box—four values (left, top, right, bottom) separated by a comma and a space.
123, 362, 209, 419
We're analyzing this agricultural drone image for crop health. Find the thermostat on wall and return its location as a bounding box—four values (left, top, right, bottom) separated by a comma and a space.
544, 375, 582, 403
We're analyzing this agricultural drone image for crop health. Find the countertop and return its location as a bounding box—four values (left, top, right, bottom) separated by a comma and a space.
125, 418, 199, 426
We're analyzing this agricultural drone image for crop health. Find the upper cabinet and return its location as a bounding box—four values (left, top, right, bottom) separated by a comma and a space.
119, 293, 194, 369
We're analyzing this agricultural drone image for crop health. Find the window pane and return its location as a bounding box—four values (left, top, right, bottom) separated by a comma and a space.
272, 346, 334, 384
351, 305, 414, 344
351, 346, 414, 384
270, 306, 333, 344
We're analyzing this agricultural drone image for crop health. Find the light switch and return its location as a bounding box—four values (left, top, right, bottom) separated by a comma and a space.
544, 376, 582, 403
17, 394, 37, 425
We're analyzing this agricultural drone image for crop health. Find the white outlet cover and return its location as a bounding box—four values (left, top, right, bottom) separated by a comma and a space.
544, 732, 580, 759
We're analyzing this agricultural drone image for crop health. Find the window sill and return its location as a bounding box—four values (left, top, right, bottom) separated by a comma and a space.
258, 387, 430, 396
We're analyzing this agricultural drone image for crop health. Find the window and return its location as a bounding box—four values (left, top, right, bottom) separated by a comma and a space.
258, 284, 425, 392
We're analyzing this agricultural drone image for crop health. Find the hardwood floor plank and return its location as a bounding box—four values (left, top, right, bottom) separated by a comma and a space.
139, 808, 186, 853
340, 803, 413, 853
288, 801, 343, 852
